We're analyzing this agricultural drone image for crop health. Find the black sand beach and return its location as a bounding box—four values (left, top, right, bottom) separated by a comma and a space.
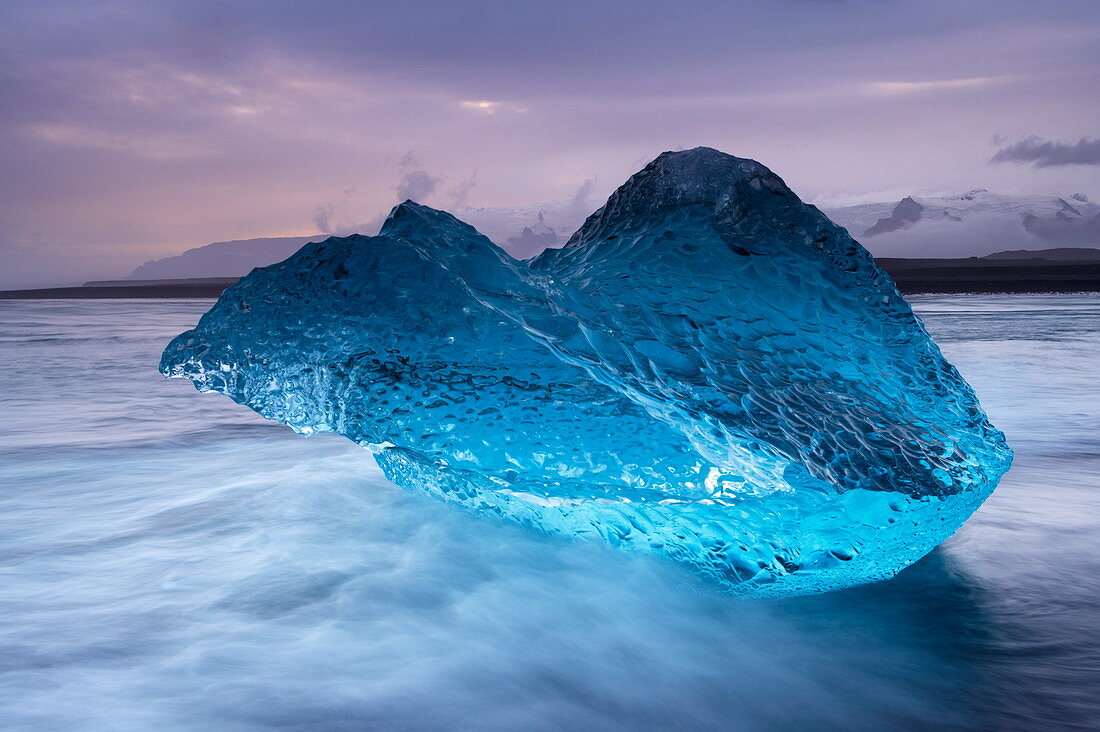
4, 259, 1100, 299
877, 258, 1100, 294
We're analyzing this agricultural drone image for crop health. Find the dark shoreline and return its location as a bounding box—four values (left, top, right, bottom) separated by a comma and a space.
0, 281, 239, 299
3, 260, 1100, 299
877, 258, 1100, 295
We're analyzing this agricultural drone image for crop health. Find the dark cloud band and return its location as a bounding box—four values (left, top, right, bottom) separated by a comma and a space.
992, 136, 1100, 168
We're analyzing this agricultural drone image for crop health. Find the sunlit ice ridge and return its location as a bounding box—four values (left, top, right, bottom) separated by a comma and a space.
160, 147, 1012, 597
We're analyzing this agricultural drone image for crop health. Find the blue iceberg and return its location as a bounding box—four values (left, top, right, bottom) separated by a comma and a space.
161, 147, 1012, 596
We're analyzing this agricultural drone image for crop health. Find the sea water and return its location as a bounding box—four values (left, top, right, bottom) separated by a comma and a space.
1, 296, 1098, 730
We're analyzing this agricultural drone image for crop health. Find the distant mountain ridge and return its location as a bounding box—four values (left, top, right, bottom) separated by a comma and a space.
862, 196, 929, 237
822, 190, 1100, 258
983, 247, 1100, 260
125, 189, 1097, 280
125, 195, 601, 280
127, 236, 319, 280
825, 190, 1098, 236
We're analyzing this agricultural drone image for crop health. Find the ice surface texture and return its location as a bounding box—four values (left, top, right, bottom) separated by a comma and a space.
161, 148, 1012, 597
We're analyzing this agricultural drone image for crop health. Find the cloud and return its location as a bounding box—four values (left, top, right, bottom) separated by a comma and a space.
391, 151, 443, 202
312, 186, 357, 233
461, 101, 500, 113
459, 100, 528, 114
1022, 210, 1100, 245
28, 123, 209, 160
313, 155, 462, 237
991, 136, 1100, 168
565, 177, 598, 219
342, 211, 389, 237
447, 172, 478, 209
395, 169, 443, 202
865, 76, 1006, 96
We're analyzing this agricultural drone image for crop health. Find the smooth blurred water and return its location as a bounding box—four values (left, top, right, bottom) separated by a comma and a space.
1, 296, 1098, 731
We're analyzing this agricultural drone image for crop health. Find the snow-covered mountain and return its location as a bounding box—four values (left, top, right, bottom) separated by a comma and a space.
124, 190, 1098, 281
465, 189, 1100, 260
454, 194, 600, 259
821, 190, 1100, 258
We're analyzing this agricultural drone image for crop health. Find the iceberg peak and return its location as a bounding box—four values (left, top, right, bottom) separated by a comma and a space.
381, 199, 467, 234
161, 147, 1012, 597
556, 147, 815, 253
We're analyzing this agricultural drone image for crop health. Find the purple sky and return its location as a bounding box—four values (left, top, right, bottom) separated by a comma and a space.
2, 0, 1099, 287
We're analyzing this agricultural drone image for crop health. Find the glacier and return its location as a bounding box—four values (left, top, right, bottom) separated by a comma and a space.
160, 147, 1012, 597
